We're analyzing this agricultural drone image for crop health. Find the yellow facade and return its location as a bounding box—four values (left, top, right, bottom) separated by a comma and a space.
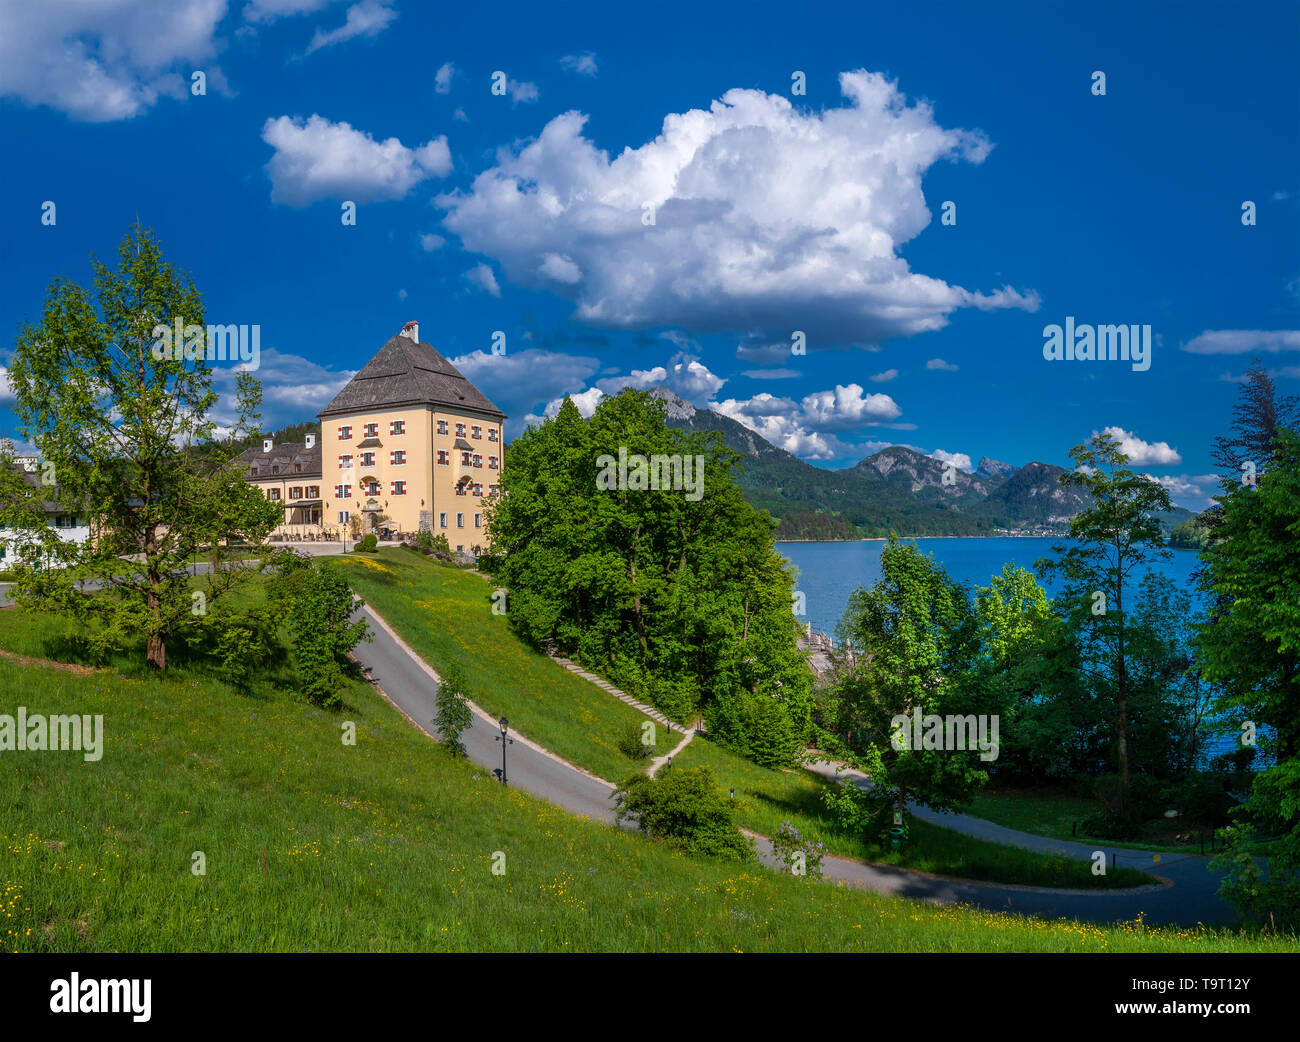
314, 325, 507, 551
319, 407, 503, 549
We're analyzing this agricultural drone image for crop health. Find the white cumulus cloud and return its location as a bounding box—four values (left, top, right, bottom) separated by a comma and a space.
450, 348, 602, 434
711, 395, 856, 460
0, 0, 227, 122
1098, 426, 1182, 466
243, 1, 341, 23
929, 448, 973, 471
210, 347, 356, 425
799, 384, 901, 431
434, 61, 456, 94
262, 114, 451, 205
560, 53, 599, 76
464, 263, 501, 296
1146, 474, 1220, 511
303, 0, 396, 55
523, 386, 607, 430
596, 367, 668, 394
1181, 330, 1300, 355
539, 253, 583, 284
507, 79, 538, 105
439, 70, 1037, 349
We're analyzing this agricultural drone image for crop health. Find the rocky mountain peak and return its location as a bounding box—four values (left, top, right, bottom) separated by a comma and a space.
976, 456, 1017, 479
648, 387, 696, 421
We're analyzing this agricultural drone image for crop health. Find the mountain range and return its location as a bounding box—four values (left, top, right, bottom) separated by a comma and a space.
650, 389, 1192, 540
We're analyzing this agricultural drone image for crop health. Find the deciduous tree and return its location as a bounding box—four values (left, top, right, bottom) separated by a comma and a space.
1, 225, 281, 671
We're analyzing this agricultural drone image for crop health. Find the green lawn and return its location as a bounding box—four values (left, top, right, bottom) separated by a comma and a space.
967, 788, 1216, 855
673, 739, 1155, 889
0, 609, 1289, 951
329, 548, 661, 782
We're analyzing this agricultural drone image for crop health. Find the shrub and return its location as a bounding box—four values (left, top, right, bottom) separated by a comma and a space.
744, 693, 801, 768
770, 821, 826, 879
272, 562, 372, 708
614, 766, 754, 861
703, 689, 750, 757
704, 689, 801, 768
354, 534, 378, 553
643, 674, 697, 724
821, 780, 894, 841
434, 663, 474, 757
415, 530, 452, 555
210, 608, 277, 694
1084, 774, 1142, 839
1173, 772, 1238, 828
1212, 760, 1300, 929
616, 721, 657, 762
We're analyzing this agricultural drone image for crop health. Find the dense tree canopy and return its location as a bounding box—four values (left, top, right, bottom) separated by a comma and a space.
1202, 428, 1300, 925
485, 389, 811, 764
826, 537, 987, 826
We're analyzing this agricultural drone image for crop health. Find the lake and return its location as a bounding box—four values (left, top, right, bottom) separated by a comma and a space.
777, 536, 1203, 639
777, 536, 1255, 765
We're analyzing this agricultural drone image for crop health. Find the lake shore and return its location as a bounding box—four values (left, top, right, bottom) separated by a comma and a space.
775, 534, 1065, 543
777, 536, 1203, 639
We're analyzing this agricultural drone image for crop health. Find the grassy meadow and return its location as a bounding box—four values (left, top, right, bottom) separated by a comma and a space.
0, 601, 1290, 953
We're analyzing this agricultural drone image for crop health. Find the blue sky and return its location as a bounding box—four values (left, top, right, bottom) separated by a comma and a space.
1, 0, 1297, 510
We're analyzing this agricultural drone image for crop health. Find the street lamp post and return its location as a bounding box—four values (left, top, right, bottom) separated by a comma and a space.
495, 716, 513, 785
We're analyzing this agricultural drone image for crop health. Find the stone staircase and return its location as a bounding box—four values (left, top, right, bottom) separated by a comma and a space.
542, 642, 688, 735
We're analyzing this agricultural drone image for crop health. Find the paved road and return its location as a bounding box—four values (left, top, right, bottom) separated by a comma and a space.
353, 605, 619, 824
1, 574, 1246, 927
802, 760, 1240, 926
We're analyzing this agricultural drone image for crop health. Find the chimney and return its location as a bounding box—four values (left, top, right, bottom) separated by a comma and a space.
401, 320, 419, 342
263, 438, 273, 453
305, 433, 316, 449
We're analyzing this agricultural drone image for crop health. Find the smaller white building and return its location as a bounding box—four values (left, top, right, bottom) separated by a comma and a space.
0, 457, 90, 570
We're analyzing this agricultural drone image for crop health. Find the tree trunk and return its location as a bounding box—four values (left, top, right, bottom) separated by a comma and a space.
1117, 687, 1130, 811
1114, 542, 1129, 816
145, 523, 166, 670
147, 634, 166, 671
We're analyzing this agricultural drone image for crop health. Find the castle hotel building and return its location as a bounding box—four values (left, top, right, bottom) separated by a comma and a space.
242, 322, 506, 551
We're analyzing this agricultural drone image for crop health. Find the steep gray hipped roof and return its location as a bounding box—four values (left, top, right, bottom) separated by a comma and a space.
237, 441, 322, 479
318, 334, 506, 421
5, 463, 62, 514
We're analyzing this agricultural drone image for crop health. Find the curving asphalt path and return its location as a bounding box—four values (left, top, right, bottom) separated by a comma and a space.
801, 760, 1240, 926
353, 604, 619, 823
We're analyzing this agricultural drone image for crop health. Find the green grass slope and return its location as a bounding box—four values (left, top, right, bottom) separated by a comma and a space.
0, 618, 1288, 952
332, 548, 663, 782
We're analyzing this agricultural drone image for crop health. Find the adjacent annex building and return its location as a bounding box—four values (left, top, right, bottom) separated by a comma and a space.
315, 322, 506, 550
237, 436, 323, 540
